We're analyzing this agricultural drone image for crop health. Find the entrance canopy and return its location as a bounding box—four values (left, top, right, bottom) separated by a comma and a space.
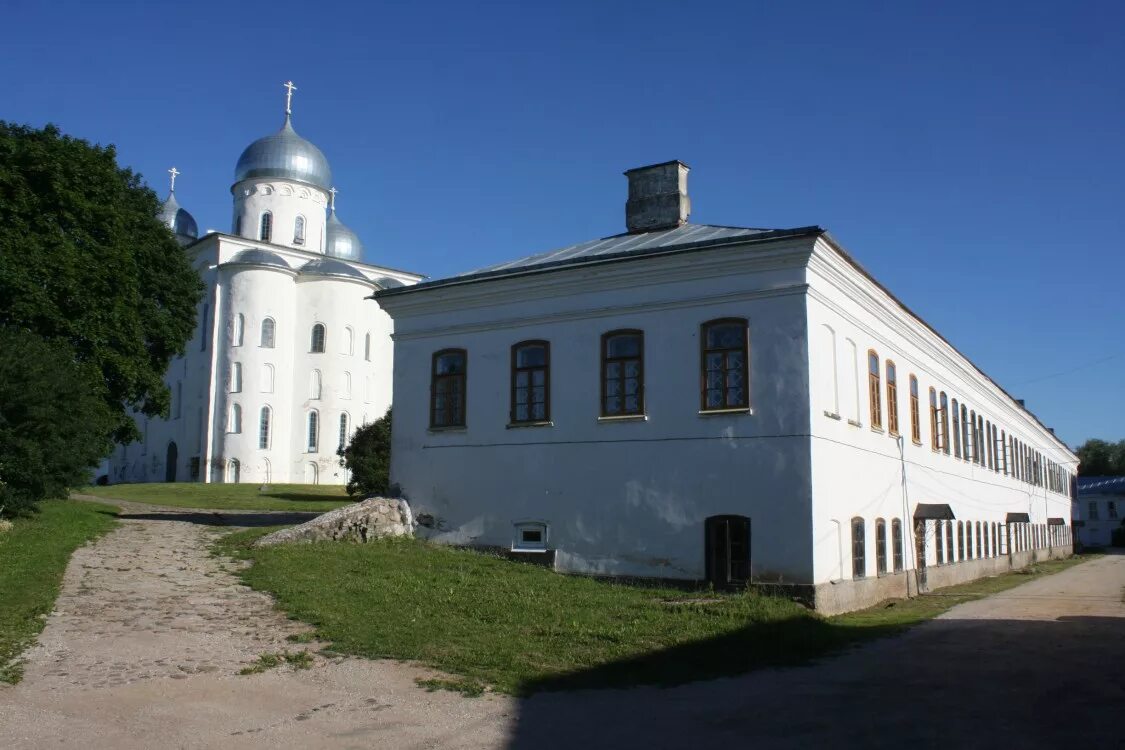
1047, 517, 1066, 526
1005, 512, 1031, 523
914, 503, 955, 520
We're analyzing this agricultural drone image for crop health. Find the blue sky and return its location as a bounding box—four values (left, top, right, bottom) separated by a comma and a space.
4, 0, 1122, 449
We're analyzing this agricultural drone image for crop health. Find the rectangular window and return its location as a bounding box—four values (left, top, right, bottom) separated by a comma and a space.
928, 389, 938, 451
511, 341, 550, 424
1108, 501, 1117, 520
875, 519, 887, 575
601, 330, 644, 417
892, 519, 903, 572
867, 351, 882, 429
952, 399, 961, 458
851, 517, 866, 579
885, 362, 898, 436
909, 376, 920, 443
701, 319, 750, 411
513, 522, 549, 552
430, 349, 467, 428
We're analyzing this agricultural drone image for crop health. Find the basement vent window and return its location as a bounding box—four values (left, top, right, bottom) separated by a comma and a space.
513, 522, 549, 552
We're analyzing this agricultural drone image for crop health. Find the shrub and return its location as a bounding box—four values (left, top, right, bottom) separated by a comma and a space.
339, 408, 391, 497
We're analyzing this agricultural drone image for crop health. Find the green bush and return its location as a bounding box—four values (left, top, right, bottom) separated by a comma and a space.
339, 408, 391, 497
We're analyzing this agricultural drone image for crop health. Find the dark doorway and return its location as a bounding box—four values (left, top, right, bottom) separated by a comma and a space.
705, 515, 750, 588
165, 442, 178, 483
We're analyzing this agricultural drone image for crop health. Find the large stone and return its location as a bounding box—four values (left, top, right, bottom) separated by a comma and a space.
255, 497, 413, 546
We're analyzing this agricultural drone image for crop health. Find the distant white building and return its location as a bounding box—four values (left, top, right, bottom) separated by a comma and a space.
1074, 476, 1124, 547
108, 85, 422, 485
375, 160, 1076, 613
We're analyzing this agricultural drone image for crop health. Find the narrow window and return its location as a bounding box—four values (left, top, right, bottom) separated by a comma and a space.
260, 363, 274, 393
310, 369, 322, 400
1088, 501, 1098, 520
820, 325, 840, 416
885, 362, 899, 436
867, 350, 882, 429
935, 520, 945, 564
230, 362, 242, 393
939, 392, 950, 454
259, 211, 272, 242
601, 330, 644, 417
875, 518, 887, 575
338, 412, 349, 451
1108, 501, 1118, 520
228, 458, 240, 484
311, 323, 326, 353
1000, 429, 1008, 475
430, 349, 467, 428
851, 517, 866, 579
976, 521, 983, 557
909, 376, 920, 443
364, 332, 371, 361
928, 388, 938, 450
957, 521, 965, 561
307, 410, 319, 452
965, 522, 973, 559
235, 214, 242, 235
260, 318, 276, 348
943, 521, 953, 562
511, 340, 550, 423
233, 313, 244, 347
701, 319, 750, 411
892, 518, 903, 572
341, 371, 351, 399
258, 406, 271, 449
969, 410, 978, 463
952, 399, 962, 458
961, 404, 970, 462
294, 215, 306, 245
992, 523, 998, 556
200, 303, 209, 352
228, 403, 242, 433
342, 326, 353, 355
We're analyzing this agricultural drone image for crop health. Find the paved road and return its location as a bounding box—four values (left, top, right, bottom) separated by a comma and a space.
1, 503, 1121, 749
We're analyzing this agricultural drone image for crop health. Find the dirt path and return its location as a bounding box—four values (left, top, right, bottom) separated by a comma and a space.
2, 503, 1121, 749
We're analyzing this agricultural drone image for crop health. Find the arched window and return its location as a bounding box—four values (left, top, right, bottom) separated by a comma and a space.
992, 522, 998, 556
200, 303, 209, 352
961, 404, 970, 462
230, 362, 242, 393
939, 392, 950, 454
701, 319, 750, 411
307, 410, 319, 452
986, 420, 994, 469
310, 323, 326, 353
259, 211, 272, 242
909, 376, 920, 443
262, 457, 272, 484
260, 318, 276, 348
957, 521, 965, 561
293, 215, 306, 245
341, 371, 351, 399
851, 517, 866, 579
1000, 430, 1008, 475
235, 214, 243, 235
820, 325, 839, 416
338, 412, 349, 451
945, 520, 954, 562
965, 522, 973, 559
364, 332, 371, 361
305, 462, 318, 484
228, 403, 242, 433
867, 350, 882, 429
951, 398, 961, 458
885, 362, 898, 436
309, 369, 322, 400
511, 340, 550, 423
342, 327, 353, 355
430, 349, 467, 428
602, 330, 645, 417
976, 521, 983, 558
258, 406, 271, 449
233, 313, 244, 347
935, 520, 945, 564
875, 518, 887, 575
968, 410, 977, 463
928, 388, 938, 451
892, 518, 903, 572
260, 363, 274, 393
228, 458, 240, 484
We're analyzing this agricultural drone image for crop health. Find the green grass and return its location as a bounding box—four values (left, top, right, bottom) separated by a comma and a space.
0, 500, 119, 683
238, 649, 315, 675
78, 482, 350, 512
216, 530, 1093, 696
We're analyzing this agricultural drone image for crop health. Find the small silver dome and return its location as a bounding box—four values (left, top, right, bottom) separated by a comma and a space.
158, 192, 198, 243
374, 276, 405, 289
299, 257, 368, 281
325, 209, 363, 261
226, 249, 292, 269
234, 115, 332, 190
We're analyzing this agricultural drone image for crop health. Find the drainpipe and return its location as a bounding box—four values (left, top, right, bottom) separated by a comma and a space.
897, 434, 916, 598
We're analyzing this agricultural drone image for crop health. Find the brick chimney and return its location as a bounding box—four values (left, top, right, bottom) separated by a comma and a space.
624, 160, 690, 233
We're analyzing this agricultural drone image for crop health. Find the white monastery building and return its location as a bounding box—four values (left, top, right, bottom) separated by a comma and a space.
375, 160, 1077, 613
108, 84, 421, 486
1074, 476, 1124, 548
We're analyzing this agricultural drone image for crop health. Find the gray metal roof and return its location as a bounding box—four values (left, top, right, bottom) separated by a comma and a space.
225, 249, 291, 270
299, 257, 369, 281
157, 192, 198, 240
325, 209, 363, 261
374, 276, 405, 289
234, 115, 332, 190
1077, 476, 1125, 494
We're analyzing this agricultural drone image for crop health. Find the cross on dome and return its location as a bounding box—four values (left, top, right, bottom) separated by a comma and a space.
168, 166, 180, 192
329, 186, 337, 211
284, 81, 297, 115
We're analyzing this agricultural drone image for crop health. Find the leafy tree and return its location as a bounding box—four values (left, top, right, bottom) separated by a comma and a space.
0, 328, 115, 516
1075, 438, 1125, 476
0, 122, 203, 443
339, 409, 392, 496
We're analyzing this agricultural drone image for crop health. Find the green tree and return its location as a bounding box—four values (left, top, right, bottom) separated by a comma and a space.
0, 328, 115, 516
0, 122, 203, 443
1075, 438, 1125, 476
339, 409, 392, 496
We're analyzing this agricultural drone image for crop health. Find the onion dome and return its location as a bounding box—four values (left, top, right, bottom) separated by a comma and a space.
226, 249, 292, 270
325, 199, 363, 261
299, 257, 368, 281
234, 114, 332, 190
158, 190, 198, 244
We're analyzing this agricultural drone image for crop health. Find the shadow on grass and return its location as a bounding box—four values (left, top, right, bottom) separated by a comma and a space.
117, 510, 319, 528
261, 491, 354, 504
507, 614, 1125, 749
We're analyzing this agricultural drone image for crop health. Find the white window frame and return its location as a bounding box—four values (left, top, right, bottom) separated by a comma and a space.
512, 521, 549, 552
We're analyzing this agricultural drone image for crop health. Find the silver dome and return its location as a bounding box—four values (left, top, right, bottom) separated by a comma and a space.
325, 209, 363, 261
374, 276, 405, 289
226, 249, 292, 269
234, 115, 332, 190
158, 192, 198, 242
299, 257, 369, 281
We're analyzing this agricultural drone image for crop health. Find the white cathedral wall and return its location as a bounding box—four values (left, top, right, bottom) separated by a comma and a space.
381, 244, 817, 583
232, 178, 328, 253
804, 237, 1075, 595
